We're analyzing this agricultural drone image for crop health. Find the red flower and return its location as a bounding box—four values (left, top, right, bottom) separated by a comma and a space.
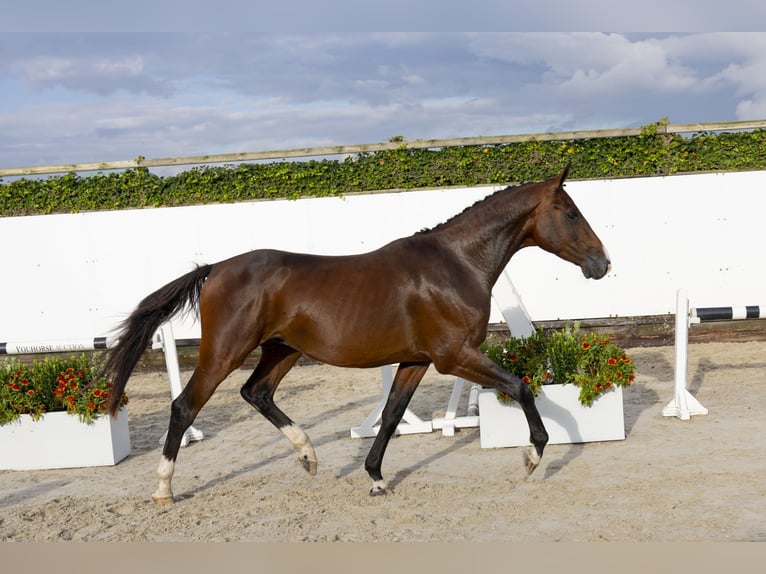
26, 389, 35, 396
608, 357, 618, 366
581, 342, 591, 350
522, 376, 531, 384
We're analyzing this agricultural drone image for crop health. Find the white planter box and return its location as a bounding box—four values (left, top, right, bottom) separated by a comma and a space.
478, 385, 624, 449
0, 408, 131, 470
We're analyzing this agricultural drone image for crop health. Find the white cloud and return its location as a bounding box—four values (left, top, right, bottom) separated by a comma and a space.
12, 53, 169, 96
3, 32, 766, 170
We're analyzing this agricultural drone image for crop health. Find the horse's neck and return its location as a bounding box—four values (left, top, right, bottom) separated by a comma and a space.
434, 185, 540, 286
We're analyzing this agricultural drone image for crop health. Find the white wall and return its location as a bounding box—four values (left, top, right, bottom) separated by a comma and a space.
1, 170, 764, 342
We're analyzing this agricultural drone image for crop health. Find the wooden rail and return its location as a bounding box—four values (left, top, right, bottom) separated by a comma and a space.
2, 118, 765, 178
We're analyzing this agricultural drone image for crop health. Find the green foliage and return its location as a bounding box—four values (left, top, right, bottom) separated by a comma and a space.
0, 354, 128, 425
547, 323, 582, 384
480, 330, 551, 403
2, 125, 766, 217
482, 324, 636, 407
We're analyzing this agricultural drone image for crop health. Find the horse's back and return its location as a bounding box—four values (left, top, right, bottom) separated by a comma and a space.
199, 239, 481, 367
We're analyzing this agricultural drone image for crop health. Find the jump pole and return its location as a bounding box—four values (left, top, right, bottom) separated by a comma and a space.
0, 337, 117, 355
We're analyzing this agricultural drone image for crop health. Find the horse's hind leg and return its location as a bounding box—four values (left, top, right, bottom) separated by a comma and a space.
153, 365, 233, 505
364, 361, 430, 495
239, 341, 317, 475
153, 338, 256, 505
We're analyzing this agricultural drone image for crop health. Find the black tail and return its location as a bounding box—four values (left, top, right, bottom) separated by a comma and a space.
105, 264, 213, 415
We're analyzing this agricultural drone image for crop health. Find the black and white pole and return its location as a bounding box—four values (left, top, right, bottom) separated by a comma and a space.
0, 336, 117, 355
662, 289, 709, 420
692, 305, 762, 323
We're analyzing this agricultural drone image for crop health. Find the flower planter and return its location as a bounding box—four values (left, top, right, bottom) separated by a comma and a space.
0, 407, 131, 470
478, 385, 624, 449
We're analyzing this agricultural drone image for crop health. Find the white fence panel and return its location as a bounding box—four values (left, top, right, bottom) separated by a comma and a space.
1, 170, 764, 342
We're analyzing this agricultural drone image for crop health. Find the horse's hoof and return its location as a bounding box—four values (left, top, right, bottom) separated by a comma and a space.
369, 481, 391, 496
299, 455, 317, 476
369, 487, 390, 496
523, 446, 541, 476
151, 494, 175, 506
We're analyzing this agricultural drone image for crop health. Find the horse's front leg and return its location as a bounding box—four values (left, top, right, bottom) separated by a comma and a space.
364, 362, 430, 495
436, 347, 549, 475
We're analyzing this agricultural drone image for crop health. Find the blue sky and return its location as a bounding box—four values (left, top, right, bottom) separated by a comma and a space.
2, 5, 766, 170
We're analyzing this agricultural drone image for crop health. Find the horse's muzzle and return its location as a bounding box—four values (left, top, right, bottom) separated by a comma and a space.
581, 254, 611, 280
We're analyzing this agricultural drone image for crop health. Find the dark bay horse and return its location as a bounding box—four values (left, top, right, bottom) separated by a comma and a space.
105, 164, 610, 505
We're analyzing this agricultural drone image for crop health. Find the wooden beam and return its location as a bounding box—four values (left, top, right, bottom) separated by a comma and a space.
3, 118, 765, 178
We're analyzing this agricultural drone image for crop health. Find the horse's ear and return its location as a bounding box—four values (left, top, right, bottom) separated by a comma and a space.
553, 162, 571, 190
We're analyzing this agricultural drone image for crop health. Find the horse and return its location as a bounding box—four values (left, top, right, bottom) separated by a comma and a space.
104, 164, 610, 505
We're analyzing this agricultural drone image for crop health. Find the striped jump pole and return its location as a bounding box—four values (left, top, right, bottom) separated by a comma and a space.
663, 290, 762, 420
0, 337, 116, 355
692, 305, 762, 322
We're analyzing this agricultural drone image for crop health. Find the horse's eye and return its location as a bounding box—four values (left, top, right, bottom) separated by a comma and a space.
566, 210, 578, 221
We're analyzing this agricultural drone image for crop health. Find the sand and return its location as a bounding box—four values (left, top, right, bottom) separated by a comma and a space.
1, 341, 764, 542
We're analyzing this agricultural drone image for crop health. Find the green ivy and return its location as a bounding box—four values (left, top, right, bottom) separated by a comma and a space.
2, 126, 765, 217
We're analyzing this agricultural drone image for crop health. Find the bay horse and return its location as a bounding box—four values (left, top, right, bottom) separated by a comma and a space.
104, 164, 610, 505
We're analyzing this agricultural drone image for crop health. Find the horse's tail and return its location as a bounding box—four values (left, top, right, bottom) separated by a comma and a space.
105, 264, 213, 416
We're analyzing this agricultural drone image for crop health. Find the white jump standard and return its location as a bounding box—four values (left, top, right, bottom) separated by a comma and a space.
664, 289, 762, 420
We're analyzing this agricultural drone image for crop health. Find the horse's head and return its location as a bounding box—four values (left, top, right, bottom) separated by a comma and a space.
525, 164, 611, 279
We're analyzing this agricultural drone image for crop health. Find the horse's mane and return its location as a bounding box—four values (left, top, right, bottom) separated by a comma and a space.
414, 182, 524, 235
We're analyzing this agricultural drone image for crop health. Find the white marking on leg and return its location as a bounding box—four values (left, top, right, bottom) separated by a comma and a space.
152, 456, 175, 504
523, 445, 541, 475
370, 479, 389, 495
281, 424, 318, 475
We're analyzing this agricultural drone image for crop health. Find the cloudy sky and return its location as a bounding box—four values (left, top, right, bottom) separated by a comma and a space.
2, 4, 766, 171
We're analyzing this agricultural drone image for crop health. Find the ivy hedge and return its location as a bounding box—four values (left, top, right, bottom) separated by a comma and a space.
2, 124, 765, 217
